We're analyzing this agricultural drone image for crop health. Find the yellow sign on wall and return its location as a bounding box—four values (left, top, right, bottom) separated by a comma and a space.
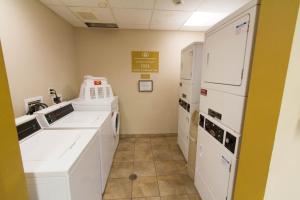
132, 51, 159, 72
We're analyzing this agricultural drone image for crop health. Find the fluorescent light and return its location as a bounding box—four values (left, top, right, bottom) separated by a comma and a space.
184, 12, 226, 27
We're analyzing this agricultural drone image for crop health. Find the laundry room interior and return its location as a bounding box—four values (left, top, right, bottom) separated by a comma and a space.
0, 0, 299, 200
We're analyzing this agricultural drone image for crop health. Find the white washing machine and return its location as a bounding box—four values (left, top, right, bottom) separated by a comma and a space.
72, 97, 120, 152
72, 75, 120, 152
34, 102, 114, 193
200, 0, 259, 133
195, 113, 240, 200
16, 115, 102, 200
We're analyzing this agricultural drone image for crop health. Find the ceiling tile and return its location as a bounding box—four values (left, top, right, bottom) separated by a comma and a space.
61, 0, 105, 7
70, 7, 115, 23
151, 10, 192, 27
108, 0, 155, 9
112, 8, 152, 27
48, 5, 86, 27
155, 0, 203, 11
118, 24, 149, 30
197, 0, 251, 13
40, 0, 64, 5
150, 24, 180, 31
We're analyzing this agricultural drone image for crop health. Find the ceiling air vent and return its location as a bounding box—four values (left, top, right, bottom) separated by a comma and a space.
85, 23, 119, 28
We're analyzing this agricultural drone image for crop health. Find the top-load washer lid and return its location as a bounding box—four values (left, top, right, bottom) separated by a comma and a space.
49, 111, 110, 129
71, 96, 118, 112
16, 115, 98, 178
34, 102, 110, 128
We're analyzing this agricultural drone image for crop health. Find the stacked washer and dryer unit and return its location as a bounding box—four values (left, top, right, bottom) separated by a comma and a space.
194, 1, 259, 200
178, 42, 203, 161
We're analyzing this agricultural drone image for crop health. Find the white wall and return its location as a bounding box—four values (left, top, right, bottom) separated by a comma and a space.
0, 0, 79, 116
264, 5, 300, 200
75, 29, 204, 134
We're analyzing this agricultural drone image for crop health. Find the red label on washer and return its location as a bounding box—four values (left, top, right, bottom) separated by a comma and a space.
201, 88, 207, 96
94, 80, 102, 85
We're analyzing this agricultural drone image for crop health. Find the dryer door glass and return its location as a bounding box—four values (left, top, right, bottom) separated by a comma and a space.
204, 14, 250, 86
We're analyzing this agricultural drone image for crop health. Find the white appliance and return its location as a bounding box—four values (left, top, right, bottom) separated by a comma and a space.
16, 115, 102, 200
79, 75, 113, 99
178, 42, 203, 160
195, 113, 240, 200
195, 1, 259, 200
34, 102, 114, 193
72, 75, 120, 152
200, 0, 259, 133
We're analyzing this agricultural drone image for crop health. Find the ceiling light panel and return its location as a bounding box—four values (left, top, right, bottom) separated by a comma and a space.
151, 10, 192, 26
61, 0, 104, 7
184, 12, 226, 27
155, 0, 203, 11
70, 7, 115, 23
112, 8, 152, 27
108, 0, 155, 9
47, 5, 86, 27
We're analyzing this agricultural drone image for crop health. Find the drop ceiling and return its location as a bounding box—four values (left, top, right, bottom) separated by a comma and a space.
40, 0, 251, 31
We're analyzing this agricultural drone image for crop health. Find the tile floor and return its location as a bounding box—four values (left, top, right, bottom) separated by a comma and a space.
103, 136, 202, 200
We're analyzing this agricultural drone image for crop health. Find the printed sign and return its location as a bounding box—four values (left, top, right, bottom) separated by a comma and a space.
140, 74, 151, 79
132, 51, 159, 73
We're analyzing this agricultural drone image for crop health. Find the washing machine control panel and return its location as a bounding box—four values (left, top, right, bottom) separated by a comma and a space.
200, 114, 238, 155
45, 104, 74, 124
205, 119, 224, 144
17, 118, 41, 140
178, 98, 190, 112
225, 132, 237, 154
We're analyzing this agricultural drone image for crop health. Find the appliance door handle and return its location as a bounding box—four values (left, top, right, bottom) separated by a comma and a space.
221, 155, 231, 165
198, 144, 203, 157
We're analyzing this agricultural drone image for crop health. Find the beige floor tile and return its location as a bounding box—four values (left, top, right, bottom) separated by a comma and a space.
132, 176, 160, 198
117, 142, 135, 152
157, 175, 186, 196
132, 197, 160, 200
135, 142, 152, 151
153, 149, 173, 161
135, 149, 153, 161
151, 144, 169, 151
114, 150, 134, 162
103, 178, 132, 199
134, 161, 156, 176
188, 194, 202, 200
171, 148, 185, 161
120, 137, 136, 143
155, 161, 178, 176
110, 162, 133, 179
160, 195, 190, 200
175, 160, 188, 175
181, 175, 198, 194
151, 137, 167, 146
135, 137, 151, 143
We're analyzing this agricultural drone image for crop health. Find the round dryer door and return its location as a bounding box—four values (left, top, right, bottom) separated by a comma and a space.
112, 111, 120, 137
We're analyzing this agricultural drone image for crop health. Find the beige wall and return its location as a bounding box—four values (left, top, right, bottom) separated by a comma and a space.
0, 0, 79, 117
264, 4, 300, 200
75, 29, 204, 134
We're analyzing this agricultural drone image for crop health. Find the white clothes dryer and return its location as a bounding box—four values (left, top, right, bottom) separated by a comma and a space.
200, 1, 259, 133
16, 115, 102, 200
34, 102, 114, 193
